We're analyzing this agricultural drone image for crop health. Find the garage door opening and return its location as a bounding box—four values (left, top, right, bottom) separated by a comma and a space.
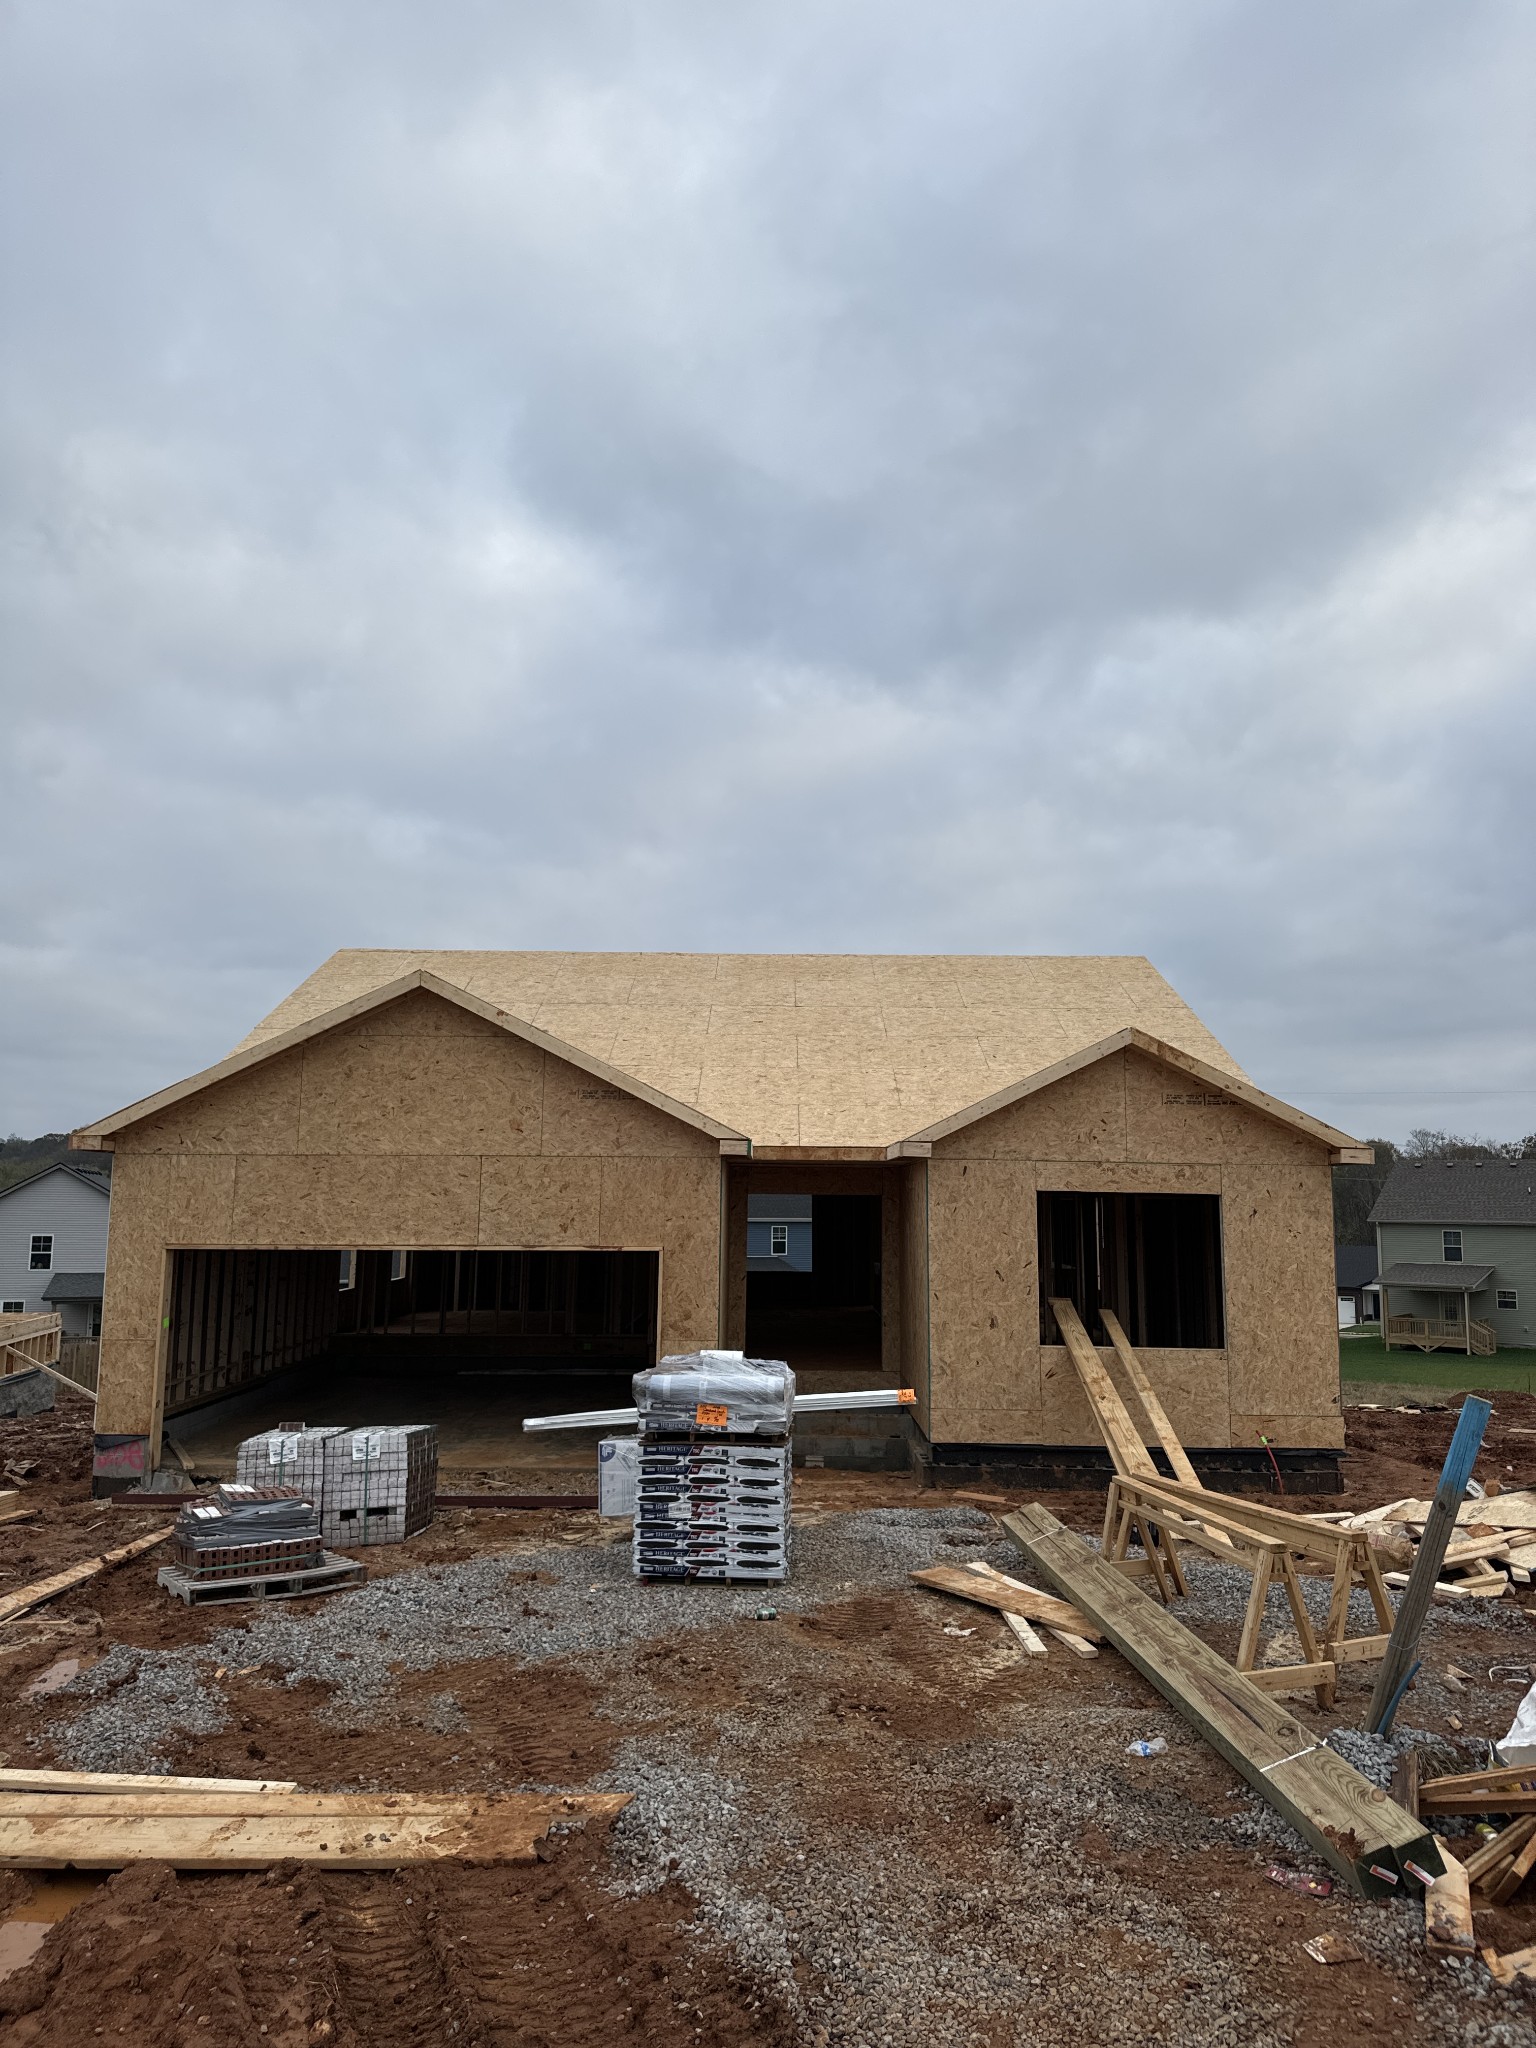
163, 1247, 659, 1477
744, 1193, 882, 1377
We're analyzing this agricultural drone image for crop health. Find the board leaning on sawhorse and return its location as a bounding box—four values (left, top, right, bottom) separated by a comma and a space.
1101, 1472, 1396, 1705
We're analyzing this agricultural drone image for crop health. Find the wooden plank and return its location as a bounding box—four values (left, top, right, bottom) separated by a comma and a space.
1420, 1762, 1536, 1796
1046, 1299, 1157, 1478
1245, 1663, 1336, 1693
1046, 1628, 1099, 1658
0, 1793, 572, 1819
1424, 1842, 1475, 1955
909, 1565, 1101, 1640
0, 1768, 297, 1796
1484, 1942, 1536, 1987
1003, 1504, 1443, 1898
1000, 1611, 1048, 1657
1419, 1789, 1536, 1818
1099, 1309, 1204, 1490
1487, 1824, 1536, 1907
1368, 1397, 1492, 1735
1332, 1633, 1393, 1667
1123, 1477, 1354, 1565
1462, 1815, 1536, 1887
1388, 1746, 1420, 1821
0, 1793, 631, 1869
0, 1525, 176, 1626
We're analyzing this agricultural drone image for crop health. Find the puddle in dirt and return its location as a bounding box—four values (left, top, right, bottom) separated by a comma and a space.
0, 1873, 109, 1982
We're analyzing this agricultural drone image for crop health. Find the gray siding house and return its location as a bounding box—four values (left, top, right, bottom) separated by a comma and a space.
1369, 1160, 1536, 1355
746, 1193, 813, 1274
0, 1164, 111, 1336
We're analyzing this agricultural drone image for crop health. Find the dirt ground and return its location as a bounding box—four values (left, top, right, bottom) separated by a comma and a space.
2, 1386, 1535, 2046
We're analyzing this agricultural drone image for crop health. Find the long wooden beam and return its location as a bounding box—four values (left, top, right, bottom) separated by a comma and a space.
1047, 1299, 1157, 1478
0, 1792, 632, 1870
1003, 1504, 1443, 1898
1367, 1397, 1491, 1735
0, 1525, 175, 1627
1098, 1310, 1202, 1489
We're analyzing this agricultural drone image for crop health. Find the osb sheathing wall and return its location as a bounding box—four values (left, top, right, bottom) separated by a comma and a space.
96, 989, 722, 1441
926, 1047, 1341, 1450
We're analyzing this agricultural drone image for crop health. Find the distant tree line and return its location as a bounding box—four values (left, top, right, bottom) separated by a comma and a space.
0, 1133, 112, 1196
1333, 1128, 1536, 1247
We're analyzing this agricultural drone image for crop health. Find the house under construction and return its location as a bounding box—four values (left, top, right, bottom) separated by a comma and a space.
73, 952, 1367, 1489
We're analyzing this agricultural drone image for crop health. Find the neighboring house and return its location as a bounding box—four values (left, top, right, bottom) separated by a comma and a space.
1369, 1160, 1536, 1356
746, 1194, 813, 1273
1335, 1245, 1379, 1328
0, 1163, 111, 1337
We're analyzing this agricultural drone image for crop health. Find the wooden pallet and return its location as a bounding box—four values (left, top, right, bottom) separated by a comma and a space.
156, 1552, 365, 1606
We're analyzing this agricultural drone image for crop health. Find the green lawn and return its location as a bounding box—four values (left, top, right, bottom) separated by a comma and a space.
1339, 1328, 1536, 1395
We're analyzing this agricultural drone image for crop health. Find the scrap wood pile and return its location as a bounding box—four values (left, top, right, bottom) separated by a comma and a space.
0, 1768, 631, 1870
1317, 1490, 1536, 1602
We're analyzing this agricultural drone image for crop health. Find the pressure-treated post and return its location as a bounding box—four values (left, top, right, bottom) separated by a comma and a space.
1366, 1396, 1491, 1736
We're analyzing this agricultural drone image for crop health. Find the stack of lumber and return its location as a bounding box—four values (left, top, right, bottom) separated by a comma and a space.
0, 1768, 632, 1869
1317, 1491, 1536, 1601
1004, 1503, 1445, 1898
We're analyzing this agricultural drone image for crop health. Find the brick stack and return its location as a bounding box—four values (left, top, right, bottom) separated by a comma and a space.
171, 1483, 323, 1581
631, 1354, 793, 1582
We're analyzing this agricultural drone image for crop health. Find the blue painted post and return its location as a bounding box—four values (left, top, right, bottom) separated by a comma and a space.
1367, 1395, 1492, 1737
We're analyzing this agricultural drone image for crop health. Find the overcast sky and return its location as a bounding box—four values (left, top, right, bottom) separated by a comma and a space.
3, 2, 1533, 1143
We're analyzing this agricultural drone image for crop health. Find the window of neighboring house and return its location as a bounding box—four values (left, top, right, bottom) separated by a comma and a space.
769, 1224, 789, 1257
29, 1234, 53, 1270
1442, 1229, 1463, 1262
1038, 1191, 1225, 1348
390, 1251, 409, 1282
1, 1300, 24, 1314
1498, 1289, 1519, 1311
1442, 1295, 1463, 1323
88, 1303, 102, 1337
338, 1251, 356, 1290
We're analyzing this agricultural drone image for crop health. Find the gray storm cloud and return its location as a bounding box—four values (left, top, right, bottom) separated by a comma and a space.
2, 0, 1533, 1138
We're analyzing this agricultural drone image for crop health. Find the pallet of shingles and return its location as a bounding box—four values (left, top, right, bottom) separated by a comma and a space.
0, 1768, 631, 1869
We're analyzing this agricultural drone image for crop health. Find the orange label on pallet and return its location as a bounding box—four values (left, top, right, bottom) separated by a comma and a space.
695, 1403, 729, 1428
898, 1389, 917, 1403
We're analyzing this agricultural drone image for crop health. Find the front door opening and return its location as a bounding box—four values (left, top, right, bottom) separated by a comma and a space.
744, 1194, 881, 1378
1038, 1191, 1224, 1349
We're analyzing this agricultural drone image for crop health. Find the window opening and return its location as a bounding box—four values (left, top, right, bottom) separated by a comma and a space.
29, 1235, 53, 1271
1442, 1230, 1463, 1263
1497, 1288, 1518, 1311
769, 1223, 789, 1257
1038, 1192, 1224, 1349
1, 1300, 24, 1314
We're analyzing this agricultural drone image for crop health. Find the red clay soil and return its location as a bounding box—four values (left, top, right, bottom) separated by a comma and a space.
0, 1835, 797, 2048
3, 1385, 1535, 2047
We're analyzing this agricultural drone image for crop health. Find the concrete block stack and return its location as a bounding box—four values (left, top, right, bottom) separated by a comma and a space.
321, 1425, 437, 1547
235, 1425, 346, 1503
234, 1422, 437, 1547
631, 1353, 793, 1582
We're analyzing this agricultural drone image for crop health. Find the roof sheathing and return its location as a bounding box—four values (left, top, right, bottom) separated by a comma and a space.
227, 950, 1250, 1152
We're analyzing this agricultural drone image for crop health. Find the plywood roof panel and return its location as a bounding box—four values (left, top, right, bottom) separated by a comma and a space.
219, 951, 1246, 1149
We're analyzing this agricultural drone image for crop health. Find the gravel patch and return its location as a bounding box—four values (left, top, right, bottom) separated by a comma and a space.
42, 1509, 1005, 1772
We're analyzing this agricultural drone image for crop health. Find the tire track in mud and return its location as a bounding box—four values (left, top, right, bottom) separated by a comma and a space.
315, 1875, 484, 2047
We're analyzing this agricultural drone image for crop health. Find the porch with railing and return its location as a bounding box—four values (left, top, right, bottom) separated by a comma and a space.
1385, 1313, 1497, 1357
